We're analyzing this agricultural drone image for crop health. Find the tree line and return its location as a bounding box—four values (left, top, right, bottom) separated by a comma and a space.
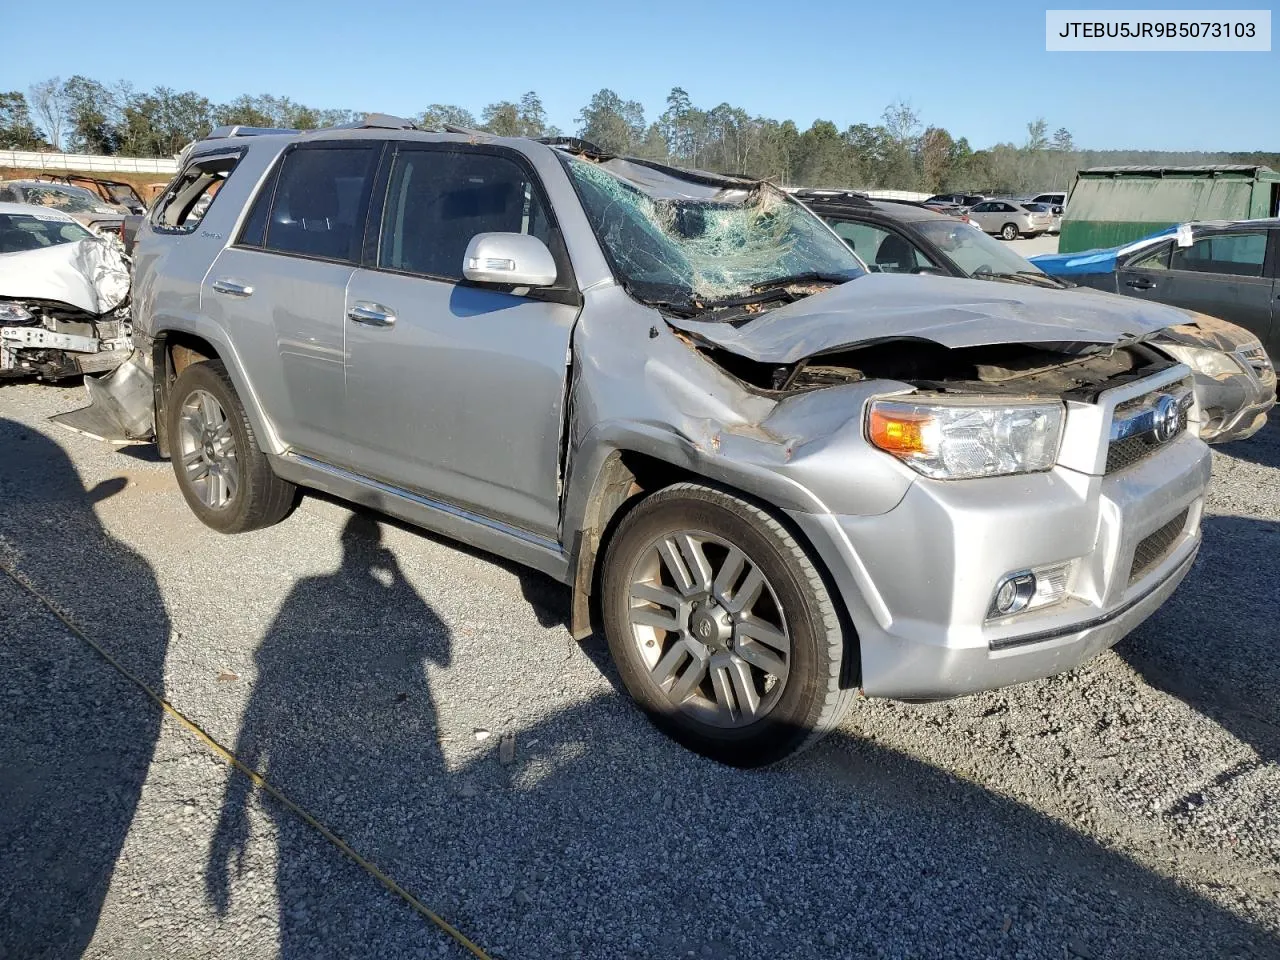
3, 78, 1278, 195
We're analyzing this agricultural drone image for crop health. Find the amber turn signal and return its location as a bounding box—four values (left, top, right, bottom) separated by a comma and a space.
868, 407, 932, 455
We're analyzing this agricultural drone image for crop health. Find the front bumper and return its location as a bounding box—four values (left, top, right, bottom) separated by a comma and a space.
789, 431, 1211, 700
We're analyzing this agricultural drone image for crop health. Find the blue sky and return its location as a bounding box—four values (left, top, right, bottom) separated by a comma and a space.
2, 0, 1275, 150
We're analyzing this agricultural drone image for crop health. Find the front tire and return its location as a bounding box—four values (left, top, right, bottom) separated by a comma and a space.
601, 483, 855, 767
1000, 223, 1019, 241
167, 359, 295, 533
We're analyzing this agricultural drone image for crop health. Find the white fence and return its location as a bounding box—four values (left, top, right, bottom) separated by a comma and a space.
0, 150, 179, 175
861, 189, 932, 202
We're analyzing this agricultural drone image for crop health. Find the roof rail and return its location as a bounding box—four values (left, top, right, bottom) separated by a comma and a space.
204, 125, 300, 140
538, 135, 609, 157
442, 122, 490, 138
204, 112, 418, 141
344, 113, 419, 131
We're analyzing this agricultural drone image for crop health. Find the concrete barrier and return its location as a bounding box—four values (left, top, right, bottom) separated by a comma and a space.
0, 150, 179, 175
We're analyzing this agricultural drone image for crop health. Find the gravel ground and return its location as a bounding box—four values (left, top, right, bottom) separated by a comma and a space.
0, 380, 1276, 960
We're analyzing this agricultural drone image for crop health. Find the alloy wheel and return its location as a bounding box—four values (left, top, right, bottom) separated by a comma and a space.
175, 388, 239, 509
625, 530, 791, 728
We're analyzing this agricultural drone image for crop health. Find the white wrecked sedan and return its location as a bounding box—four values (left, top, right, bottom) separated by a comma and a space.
0, 202, 132, 380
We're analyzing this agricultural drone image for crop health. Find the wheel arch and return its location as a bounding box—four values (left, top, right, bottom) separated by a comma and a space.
150, 325, 279, 459
564, 445, 862, 690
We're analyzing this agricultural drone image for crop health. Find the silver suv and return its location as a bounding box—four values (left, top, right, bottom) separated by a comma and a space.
76, 118, 1212, 765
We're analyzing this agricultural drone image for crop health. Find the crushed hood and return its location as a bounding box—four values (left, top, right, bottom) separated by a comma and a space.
0, 237, 130, 315
666, 273, 1196, 365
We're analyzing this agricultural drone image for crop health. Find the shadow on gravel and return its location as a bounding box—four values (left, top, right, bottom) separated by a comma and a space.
205, 512, 454, 958
0, 419, 170, 959
1120, 514, 1280, 765
199, 511, 1278, 960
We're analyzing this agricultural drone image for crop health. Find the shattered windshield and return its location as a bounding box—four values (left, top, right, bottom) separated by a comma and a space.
563, 155, 862, 309
21, 184, 113, 214
0, 213, 93, 252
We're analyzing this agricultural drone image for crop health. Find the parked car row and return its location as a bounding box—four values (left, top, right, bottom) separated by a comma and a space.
0, 179, 132, 237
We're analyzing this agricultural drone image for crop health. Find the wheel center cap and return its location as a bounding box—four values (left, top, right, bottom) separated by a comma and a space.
690, 604, 732, 651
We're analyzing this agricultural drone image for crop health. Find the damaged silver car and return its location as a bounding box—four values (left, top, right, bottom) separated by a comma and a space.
0, 203, 132, 380
59, 121, 1213, 765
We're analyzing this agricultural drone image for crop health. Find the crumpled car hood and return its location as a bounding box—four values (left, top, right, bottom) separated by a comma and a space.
0, 238, 130, 315
667, 273, 1195, 364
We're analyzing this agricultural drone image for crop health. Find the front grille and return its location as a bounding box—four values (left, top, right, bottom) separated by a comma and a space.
1106, 431, 1176, 473
1105, 381, 1192, 475
1129, 509, 1189, 584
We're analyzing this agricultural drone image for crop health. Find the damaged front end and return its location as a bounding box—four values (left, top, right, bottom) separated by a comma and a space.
0, 219, 134, 381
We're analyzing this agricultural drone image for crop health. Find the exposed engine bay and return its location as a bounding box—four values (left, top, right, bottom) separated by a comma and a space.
703, 338, 1172, 401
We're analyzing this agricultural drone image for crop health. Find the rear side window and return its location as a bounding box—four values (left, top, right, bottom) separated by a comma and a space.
1130, 242, 1171, 270
377, 148, 553, 280
152, 153, 239, 233
1171, 232, 1267, 277
262, 144, 380, 264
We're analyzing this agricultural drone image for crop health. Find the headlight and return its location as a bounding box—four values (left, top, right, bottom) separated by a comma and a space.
1162, 343, 1245, 379
868, 397, 1065, 479
0, 302, 33, 324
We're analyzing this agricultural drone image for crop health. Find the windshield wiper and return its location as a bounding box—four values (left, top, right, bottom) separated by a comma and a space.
751, 272, 854, 292
972, 269, 1066, 289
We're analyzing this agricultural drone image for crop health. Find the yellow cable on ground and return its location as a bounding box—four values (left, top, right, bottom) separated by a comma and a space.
1, 561, 494, 960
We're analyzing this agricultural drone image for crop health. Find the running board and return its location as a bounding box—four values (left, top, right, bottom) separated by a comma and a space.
273, 453, 571, 584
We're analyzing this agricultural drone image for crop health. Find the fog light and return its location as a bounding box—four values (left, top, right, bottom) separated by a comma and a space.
988, 561, 1075, 620
991, 572, 1036, 617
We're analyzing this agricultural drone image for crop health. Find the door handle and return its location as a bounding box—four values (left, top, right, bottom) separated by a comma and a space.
1126, 277, 1156, 290
348, 302, 396, 328
211, 277, 254, 297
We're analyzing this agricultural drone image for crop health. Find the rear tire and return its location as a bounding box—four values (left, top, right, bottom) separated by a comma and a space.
601, 483, 855, 767
167, 359, 295, 534
1000, 223, 1019, 241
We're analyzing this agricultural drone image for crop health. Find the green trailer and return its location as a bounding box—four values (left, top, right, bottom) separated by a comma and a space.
1059, 165, 1280, 253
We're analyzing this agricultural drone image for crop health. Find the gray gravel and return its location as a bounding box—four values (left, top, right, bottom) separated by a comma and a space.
0, 379, 1277, 960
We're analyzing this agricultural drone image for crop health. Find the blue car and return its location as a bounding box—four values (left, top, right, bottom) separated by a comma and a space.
1031, 220, 1280, 358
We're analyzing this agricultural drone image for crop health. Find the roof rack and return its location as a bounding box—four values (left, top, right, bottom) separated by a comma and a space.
203, 125, 300, 140
203, 112, 419, 141
791, 188, 873, 206
538, 135, 609, 157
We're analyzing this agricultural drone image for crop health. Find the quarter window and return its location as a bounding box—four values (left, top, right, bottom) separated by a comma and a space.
377, 148, 553, 280
1170, 232, 1267, 277
152, 153, 239, 233
261, 144, 380, 263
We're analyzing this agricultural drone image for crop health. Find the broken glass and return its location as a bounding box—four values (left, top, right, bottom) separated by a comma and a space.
563, 156, 862, 309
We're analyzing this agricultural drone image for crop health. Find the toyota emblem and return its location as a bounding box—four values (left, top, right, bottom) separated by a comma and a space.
1152, 394, 1182, 443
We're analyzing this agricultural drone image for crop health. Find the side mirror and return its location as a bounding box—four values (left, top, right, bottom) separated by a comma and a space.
462, 233, 557, 288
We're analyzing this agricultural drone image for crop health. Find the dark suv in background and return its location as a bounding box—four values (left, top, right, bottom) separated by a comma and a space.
793, 189, 1064, 287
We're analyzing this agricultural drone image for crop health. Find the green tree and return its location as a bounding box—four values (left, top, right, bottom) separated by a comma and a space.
417, 104, 477, 130
918, 126, 957, 193
0, 92, 45, 149
63, 75, 118, 153
480, 100, 521, 136
576, 88, 645, 154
